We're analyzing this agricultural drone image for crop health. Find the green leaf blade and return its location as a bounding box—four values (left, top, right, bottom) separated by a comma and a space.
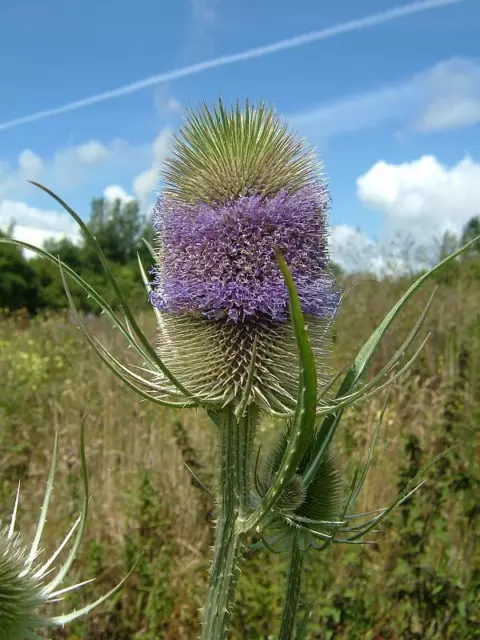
240, 250, 317, 532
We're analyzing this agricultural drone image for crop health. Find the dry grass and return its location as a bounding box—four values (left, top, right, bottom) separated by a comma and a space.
0, 270, 479, 639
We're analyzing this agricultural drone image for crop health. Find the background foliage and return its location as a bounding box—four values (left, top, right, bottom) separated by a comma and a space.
0, 196, 154, 314
0, 205, 479, 638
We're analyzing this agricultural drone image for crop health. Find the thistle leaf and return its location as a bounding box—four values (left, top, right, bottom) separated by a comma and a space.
58, 261, 196, 408
27, 181, 198, 402
240, 250, 317, 532
347, 389, 391, 511
347, 445, 459, 542
303, 235, 480, 486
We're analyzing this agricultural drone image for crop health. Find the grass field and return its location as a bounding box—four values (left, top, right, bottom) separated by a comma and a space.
1, 267, 479, 639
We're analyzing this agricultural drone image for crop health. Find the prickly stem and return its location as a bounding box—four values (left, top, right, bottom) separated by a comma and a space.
200, 404, 258, 639
278, 535, 305, 640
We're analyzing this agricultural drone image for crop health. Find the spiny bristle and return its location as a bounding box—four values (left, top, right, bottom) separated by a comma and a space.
257, 442, 344, 548
163, 100, 319, 204
154, 313, 334, 414
295, 447, 344, 530
0, 527, 46, 638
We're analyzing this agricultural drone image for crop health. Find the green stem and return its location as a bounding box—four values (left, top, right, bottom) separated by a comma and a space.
201, 405, 257, 640
278, 536, 305, 640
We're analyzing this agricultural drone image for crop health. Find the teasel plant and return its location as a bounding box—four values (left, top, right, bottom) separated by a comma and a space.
0, 417, 133, 640
1, 99, 478, 639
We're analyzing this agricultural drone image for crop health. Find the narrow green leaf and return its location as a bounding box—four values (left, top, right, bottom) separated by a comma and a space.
46, 561, 139, 627
259, 534, 292, 554
141, 237, 159, 264
347, 446, 459, 542
58, 262, 196, 409
0, 237, 150, 360
339, 237, 478, 392
27, 430, 58, 566
183, 462, 215, 500
347, 389, 391, 510
28, 181, 198, 401
303, 235, 479, 486
239, 250, 317, 532
295, 602, 313, 640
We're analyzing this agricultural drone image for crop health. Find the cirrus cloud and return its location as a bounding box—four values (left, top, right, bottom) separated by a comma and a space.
291, 57, 480, 139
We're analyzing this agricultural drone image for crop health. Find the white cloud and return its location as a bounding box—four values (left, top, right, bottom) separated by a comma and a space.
18, 149, 43, 174
416, 97, 480, 131
290, 57, 480, 138
152, 129, 171, 163
0, 126, 172, 213
154, 86, 182, 115
133, 128, 171, 207
104, 184, 135, 203
356, 154, 480, 236
48, 138, 141, 190
329, 224, 381, 272
412, 58, 480, 132
0, 199, 80, 257
74, 140, 110, 164
165, 97, 182, 112
191, 0, 219, 25
291, 80, 417, 138
0, 127, 172, 256
133, 169, 157, 201
0, 137, 154, 201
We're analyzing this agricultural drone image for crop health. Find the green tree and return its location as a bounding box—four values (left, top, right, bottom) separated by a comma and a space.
461, 215, 480, 253
43, 237, 84, 271
438, 230, 459, 261
85, 197, 151, 266
29, 195, 155, 313
0, 228, 40, 312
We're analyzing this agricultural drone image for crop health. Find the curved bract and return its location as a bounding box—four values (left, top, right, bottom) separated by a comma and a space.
0, 421, 132, 639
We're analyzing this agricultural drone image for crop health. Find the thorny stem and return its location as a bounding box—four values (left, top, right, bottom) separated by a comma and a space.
200, 404, 257, 640
278, 535, 305, 640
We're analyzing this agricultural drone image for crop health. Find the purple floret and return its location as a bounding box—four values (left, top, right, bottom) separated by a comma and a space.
149, 185, 339, 323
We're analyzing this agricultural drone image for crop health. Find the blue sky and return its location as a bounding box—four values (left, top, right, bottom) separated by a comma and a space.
0, 0, 479, 267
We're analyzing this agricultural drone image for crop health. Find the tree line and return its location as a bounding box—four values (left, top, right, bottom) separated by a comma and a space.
0, 196, 479, 315
0, 196, 155, 314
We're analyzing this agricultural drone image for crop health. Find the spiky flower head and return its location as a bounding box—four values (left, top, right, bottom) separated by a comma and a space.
255, 426, 344, 552
0, 428, 129, 639
0, 526, 47, 638
149, 100, 339, 414
163, 100, 318, 204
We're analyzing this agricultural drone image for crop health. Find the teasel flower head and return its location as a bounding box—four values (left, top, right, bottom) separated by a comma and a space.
252, 394, 433, 554
0, 425, 130, 639
254, 425, 344, 552
149, 100, 340, 415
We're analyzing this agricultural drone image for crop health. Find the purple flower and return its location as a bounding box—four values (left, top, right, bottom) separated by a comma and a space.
150, 185, 339, 324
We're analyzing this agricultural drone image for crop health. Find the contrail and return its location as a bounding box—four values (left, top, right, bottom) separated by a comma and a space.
0, 0, 465, 132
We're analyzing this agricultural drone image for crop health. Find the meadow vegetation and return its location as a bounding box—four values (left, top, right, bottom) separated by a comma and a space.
1, 252, 479, 639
